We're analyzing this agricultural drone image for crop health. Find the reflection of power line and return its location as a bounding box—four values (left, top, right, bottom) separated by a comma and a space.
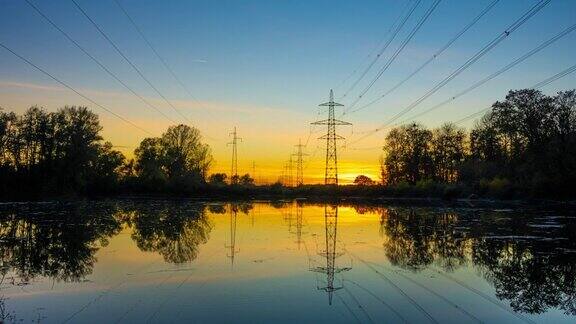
335, 292, 362, 323
367, 262, 482, 323
348, 251, 438, 323
343, 279, 408, 324
342, 286, 376, 323
431, 269, 535, 324
310, 205, 351, 305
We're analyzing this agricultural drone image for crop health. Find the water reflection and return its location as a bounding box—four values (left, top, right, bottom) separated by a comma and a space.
377, 206, 576, 316
0, 202, 121, 283
0, 200, 574, 322
117, 202, 213, 264
225, 204, 239, 266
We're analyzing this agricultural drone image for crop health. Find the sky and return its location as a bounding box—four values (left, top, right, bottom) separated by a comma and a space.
1, 0, 575, 184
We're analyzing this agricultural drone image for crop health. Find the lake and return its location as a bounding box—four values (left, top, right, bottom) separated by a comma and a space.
0, 199, 574, 323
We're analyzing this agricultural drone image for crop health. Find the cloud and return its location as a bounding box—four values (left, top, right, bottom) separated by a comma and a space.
191, 59, 208, 63
0, 80, 128, 98
0, 81, 65, 92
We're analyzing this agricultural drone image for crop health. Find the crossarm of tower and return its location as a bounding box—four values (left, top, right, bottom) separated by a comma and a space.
311, 119, 351, 125
319, 134, 347, 140
311, 119, 330, 125
333, 119, 352, 125
319, 102, 344, 107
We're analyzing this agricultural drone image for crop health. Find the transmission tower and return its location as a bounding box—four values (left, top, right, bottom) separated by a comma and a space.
293, 139, 309, 186
288, 156, 294, 187
312, 90, 351, 185
311, 205, 351, 305
228, 127, 242, 183
252, 161, 256, 185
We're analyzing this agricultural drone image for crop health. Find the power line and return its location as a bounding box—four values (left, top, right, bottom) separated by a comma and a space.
348, 0, 500, 115
339, 0, 422, 101
0, 41, 152, 136
23, 0, 177, 124
112, 0, 213, 119
346, 0, 551, 147
394, 22, 576, 126
453, 62, 576, 125
334, 0, 415, 92
382, 0, 550, 125
69, 0, 190, 122
346, 0, 442, 111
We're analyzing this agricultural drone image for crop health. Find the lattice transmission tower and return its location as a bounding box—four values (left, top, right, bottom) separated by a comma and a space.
312, 90, 351, 185
293, 139, 308, 186
228, 127, 242, 183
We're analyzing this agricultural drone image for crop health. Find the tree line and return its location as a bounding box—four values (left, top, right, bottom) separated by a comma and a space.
381, 89, 576, 198
0, 106, 215, 198
1, 88, 575, 199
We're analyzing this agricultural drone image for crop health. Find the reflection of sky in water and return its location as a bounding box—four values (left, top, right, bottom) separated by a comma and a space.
0, 201, 575, 323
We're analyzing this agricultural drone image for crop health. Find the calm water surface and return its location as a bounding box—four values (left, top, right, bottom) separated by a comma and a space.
0, 199, 575, 323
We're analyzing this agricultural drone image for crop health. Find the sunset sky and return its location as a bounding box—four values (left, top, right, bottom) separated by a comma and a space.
1, 0, 575, 184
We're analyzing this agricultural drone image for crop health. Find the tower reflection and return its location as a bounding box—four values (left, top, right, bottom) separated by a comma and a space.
311, 205, 351, 305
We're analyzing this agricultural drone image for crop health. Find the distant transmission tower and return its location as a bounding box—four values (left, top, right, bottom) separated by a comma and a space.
228, 127, 242, 183
293, 139, 308, 186
288, 156, 294, 187
312, 90, 351, 185
252, 161, 256, 184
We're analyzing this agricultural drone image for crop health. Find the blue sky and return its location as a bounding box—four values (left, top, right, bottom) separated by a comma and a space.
1, 0, 575, 181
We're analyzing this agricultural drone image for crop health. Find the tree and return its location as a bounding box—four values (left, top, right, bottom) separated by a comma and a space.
133, 124, 213, 191
353, 175, 375, 186
431, 123, 466, 182
134, 137, 167, 187
208, 173, 227, 185
161, 124, 212, 181
382, 123, 433, 184
239, 173, 254, 186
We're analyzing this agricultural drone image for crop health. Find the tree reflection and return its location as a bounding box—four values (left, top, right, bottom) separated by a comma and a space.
382, 208, 469, 271
379, 206, 576, 315
119, 203, 213, 264
0, 202, 121, 282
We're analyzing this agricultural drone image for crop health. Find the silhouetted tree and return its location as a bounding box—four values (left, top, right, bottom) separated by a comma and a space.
238, 173, 254, 186
353, 175, 375, 186
0, 106, 124, 197
208, 173, 227, 185
133, 124, 213, 192
382, 123, 433, 185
